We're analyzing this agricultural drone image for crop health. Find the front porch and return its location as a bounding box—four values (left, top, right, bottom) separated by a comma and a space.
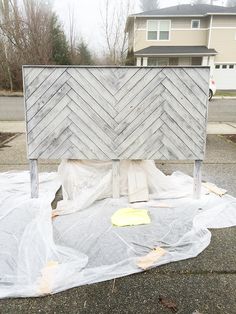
135, 46, 217, 72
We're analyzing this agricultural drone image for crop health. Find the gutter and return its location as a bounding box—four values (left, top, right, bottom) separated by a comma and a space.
135, 52, 218, 56
130, 13, 236, 18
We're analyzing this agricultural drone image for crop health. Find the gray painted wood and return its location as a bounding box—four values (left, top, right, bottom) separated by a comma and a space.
23, 66, 209, 161
112, 160, 120, 198
30, 159, 38, 198
193, 160, 202, 199
22, 66, 209, 199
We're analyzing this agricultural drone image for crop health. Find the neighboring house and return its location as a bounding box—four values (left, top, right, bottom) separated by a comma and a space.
125, 4, 236, 90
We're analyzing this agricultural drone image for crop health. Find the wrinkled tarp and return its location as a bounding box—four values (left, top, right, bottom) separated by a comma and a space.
0, 160, 236, 298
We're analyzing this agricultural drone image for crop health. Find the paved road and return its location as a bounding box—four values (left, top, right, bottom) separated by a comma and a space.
208, 98, 236, 122
0, 97, 24, 121
0, 96, 236, 122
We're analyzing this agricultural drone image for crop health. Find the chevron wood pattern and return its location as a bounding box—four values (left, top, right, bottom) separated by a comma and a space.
23, 66, 209, 161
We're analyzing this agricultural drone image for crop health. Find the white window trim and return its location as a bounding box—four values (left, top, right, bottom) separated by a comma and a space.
146, 19, 171, 41
191, 19, 201, 29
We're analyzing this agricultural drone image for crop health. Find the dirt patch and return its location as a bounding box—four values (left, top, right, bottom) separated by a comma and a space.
0, 132, 20, 148
0, 90, 23, 97
222, 134, 236, 144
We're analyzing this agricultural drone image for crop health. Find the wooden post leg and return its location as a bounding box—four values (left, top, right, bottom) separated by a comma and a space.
193, 160, 202, 199
112, 160, 120, 198
30, 159, 39, 198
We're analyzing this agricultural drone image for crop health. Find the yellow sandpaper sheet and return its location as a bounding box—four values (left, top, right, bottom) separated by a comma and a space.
111, 207, 151, 227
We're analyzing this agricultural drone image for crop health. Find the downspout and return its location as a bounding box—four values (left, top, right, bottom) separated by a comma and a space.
133, 16, 136, 53
208, 15, 213, 48
207, 15, 214, 76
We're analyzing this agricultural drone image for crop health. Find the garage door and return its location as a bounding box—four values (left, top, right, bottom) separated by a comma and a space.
213, 64, 236, 90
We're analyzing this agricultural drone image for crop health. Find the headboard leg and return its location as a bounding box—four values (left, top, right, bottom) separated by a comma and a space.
193, 160, 202, 199
30, 159, 39, 198
112, 160, 120, 198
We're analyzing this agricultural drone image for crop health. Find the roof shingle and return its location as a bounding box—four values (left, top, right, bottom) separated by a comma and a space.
133, 4, 236, 16
135, 46, 218, 56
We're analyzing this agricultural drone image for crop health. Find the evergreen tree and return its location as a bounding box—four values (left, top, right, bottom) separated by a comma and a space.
50, 14, 70, 65
139, 0, 159, 12
192, 0, 207, 4
77, 41, 93, 65
227, 0, 236, 6
125, 49, 135, 65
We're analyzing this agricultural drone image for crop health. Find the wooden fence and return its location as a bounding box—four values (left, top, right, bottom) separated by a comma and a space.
22, 66, 209, 199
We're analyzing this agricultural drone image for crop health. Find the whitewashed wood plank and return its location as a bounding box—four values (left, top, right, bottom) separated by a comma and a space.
162, 78, 205, 126
160, 124, 197, 159
194, 68, 210, 85
24, 67, 44, 86
183, 68, 209, 95
69, 110, 115, 159
69, 119, 109, 160
28, 94, 71, 142
25, 68, 53, 99
26, 68, 66, 108
68, 76, 118, 129
115, 83, 165, 131
68, 89, 117, 140
23, 66, 209, 161
112, 160, 120, 198
132, 131, 163, 160
162, 112, 203, 155
162, 89, 204, 135
40, 127, 72, 159
115, 105, 163, 157
193, 160, 202, 199
28, 107, 71, 157
172, 68, 208, 108
115, 69, 165, 113
69, 68, 117, 117
163, 97, 205, 143
70, 135, 97, 159
120, 115, 164, 159
163, 69, 206, 117
114, 68, 160, 101
27, 72, 70, 122
30, 159, 38, 198
128, 161, 149, 203
115, 97, 165, 147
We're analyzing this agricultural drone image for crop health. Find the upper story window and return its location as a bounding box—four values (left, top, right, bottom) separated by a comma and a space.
191, 20, 200, 29
147, 20, 171, 40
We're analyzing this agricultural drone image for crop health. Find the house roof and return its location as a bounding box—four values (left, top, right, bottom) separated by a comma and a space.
134, 46, 218, 56
132, 4, 236, 17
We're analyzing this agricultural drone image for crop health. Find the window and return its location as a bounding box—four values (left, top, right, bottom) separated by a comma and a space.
192, 57, 202, 65
159, 21, 170, 40
169, 57, 179, 66
229, 64, 234, 69
147, 20, 170, 40
222, 65, 227, 69
157, 57, 169, 66
147, 20, 158, 40
191, 20, 200, 29
215, 65, 220, 69
148, 57, 158, 66
147, 57, 170, 66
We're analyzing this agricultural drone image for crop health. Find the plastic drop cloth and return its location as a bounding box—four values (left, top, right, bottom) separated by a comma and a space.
0, 160, 236, 298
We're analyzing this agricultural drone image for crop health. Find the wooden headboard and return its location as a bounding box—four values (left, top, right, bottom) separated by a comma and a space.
22, 66, 209, 198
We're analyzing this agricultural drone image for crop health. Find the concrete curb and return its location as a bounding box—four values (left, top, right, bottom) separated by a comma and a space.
213, 96, 236, 100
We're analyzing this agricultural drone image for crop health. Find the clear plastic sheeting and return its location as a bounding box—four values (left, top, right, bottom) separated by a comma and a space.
0, 161, 236, 298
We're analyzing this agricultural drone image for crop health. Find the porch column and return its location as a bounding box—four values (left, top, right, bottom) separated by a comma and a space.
202, 56, 209, 66
208, 55, 215, 75
136, 57, 141, 66
143, 57, 148, 66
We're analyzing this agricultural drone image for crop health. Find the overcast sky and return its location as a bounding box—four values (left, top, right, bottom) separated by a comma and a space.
53, 0, 227, 53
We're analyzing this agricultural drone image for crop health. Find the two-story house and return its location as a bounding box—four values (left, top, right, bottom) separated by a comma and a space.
125, 4, 236, 90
